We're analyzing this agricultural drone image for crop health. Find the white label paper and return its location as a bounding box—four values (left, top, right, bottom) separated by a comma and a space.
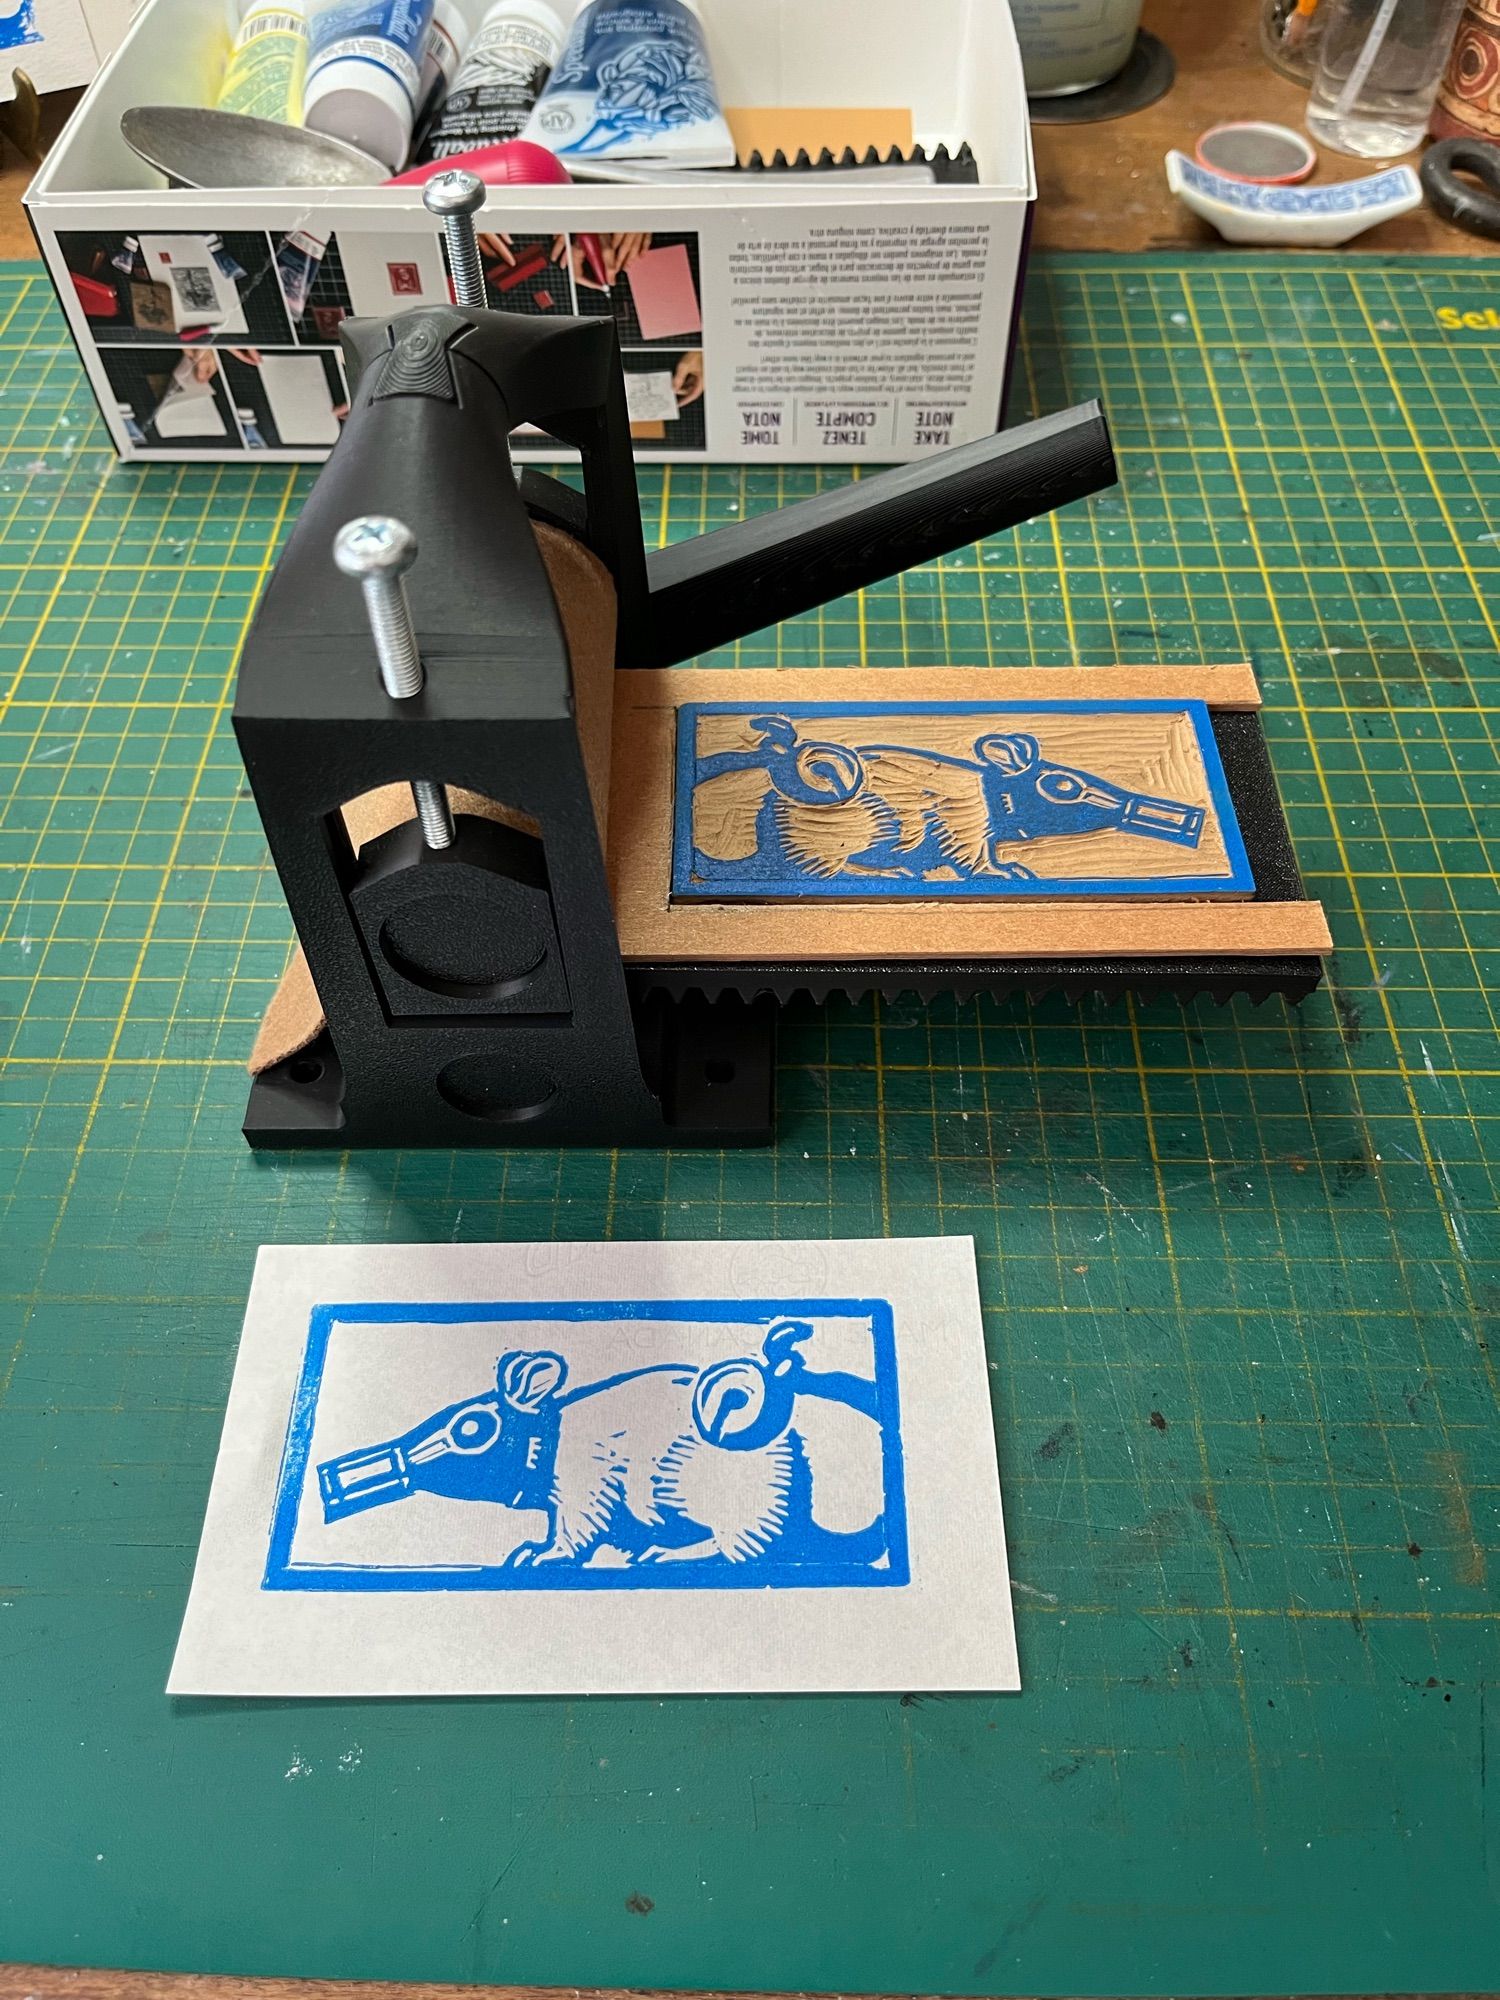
169, 1237, 1018, 1698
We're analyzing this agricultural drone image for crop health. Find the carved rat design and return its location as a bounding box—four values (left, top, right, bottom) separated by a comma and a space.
318, 1321, 889, 1569
694, 713, 1205, 884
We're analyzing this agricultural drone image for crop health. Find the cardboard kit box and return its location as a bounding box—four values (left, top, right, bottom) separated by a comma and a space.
26, 0, 1035, 465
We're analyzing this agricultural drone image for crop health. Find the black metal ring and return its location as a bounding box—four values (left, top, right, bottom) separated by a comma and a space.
1421, 136, 1500, 240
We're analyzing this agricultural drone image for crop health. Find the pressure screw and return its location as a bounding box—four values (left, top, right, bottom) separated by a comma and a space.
422, 169, 488, 310
333, 516, 454, 851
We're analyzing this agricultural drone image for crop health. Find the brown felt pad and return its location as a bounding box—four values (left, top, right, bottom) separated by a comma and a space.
250, 523, 617, 1075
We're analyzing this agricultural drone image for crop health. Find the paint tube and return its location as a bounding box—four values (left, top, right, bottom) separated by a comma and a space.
215, 0, 309, 124
111, 235, 139, 275
523, 0, 734, 168
416, 0, 471, 118
275, 228, 328, 319
207, 234, 248, 283
304, 0, 438, 173
418, 0, 566, 162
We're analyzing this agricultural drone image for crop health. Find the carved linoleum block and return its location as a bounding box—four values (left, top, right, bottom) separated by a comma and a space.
674, 699, 1254, 901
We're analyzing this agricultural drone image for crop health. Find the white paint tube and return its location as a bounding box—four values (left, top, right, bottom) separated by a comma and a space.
419, 0, 566, 160
523, 0, 735, 168
304, 0, 438, 173
416, 0, 471, 122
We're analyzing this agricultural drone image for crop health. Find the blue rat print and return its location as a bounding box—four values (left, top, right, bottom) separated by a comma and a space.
315, 1319, 897, 1575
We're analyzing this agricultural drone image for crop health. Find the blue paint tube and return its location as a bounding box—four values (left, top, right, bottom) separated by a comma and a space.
275, 228, 328, 320
304, 0, 437, 173
524, 0, 734, 168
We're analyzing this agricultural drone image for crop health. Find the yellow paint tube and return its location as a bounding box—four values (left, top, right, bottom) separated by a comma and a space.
216, 0, 310, 124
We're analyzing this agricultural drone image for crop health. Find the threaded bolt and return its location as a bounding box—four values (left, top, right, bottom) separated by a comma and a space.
422, 168, 487, 311
333, 515, 454, 851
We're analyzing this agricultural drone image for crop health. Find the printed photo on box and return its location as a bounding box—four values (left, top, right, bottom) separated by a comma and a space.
97, 345, 241, 451
623, 343, 705, 450
220, 347, 348, 450
58, 230, 293, 346
571, 229, 702, 344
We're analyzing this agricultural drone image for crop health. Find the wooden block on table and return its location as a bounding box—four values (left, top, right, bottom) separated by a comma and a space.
129, 277, 175, 332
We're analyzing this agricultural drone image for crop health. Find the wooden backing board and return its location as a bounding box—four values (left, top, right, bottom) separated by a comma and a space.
607, 667, 1332, 963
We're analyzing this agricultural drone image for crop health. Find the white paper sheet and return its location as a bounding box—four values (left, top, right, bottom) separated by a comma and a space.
1, 0, 98, 97
625, 369, 679, 425
259, 354, 340, 447
150, 357, 226, 440
169, 1237, 1018, 1698
138, 234, 246, 334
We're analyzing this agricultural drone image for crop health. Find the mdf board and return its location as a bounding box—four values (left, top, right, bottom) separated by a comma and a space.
607, 667, 1332, 963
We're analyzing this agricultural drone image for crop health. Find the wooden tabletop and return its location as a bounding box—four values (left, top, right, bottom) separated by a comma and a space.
1029, 0, 1486, 251
3, 1971, 1493, 2000
0, 0, 1488, 260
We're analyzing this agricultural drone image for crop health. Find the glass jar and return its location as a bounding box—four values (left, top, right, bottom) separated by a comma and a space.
1261, 0, 1327, 83
1306, 0, 1469, 153
1010, 0, 1145, 95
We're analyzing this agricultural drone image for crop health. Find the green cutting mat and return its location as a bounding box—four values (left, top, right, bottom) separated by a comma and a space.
1, 253, 1498, 1996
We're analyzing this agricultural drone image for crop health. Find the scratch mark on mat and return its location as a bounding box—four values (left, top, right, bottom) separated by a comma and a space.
1191, 1488, 1246, 1573
972, 1891, 1050, 1978
1083, 1172, 1149, 1239
1011, 1579, 1060, 1604
1433, 1449, 1486, 1589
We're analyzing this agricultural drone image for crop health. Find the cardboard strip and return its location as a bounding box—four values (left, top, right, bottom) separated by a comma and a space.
611, 899, 1333, 963
724, 106, 916, 163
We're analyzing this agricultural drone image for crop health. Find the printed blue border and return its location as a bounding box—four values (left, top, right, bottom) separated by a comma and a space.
671, 698, 1254, 900
0, 1, 41, 52
263, 1298, 909, 1593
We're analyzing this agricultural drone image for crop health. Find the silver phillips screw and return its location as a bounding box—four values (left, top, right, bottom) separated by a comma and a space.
422, 168, 487, 311
333, 516, 454, 851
